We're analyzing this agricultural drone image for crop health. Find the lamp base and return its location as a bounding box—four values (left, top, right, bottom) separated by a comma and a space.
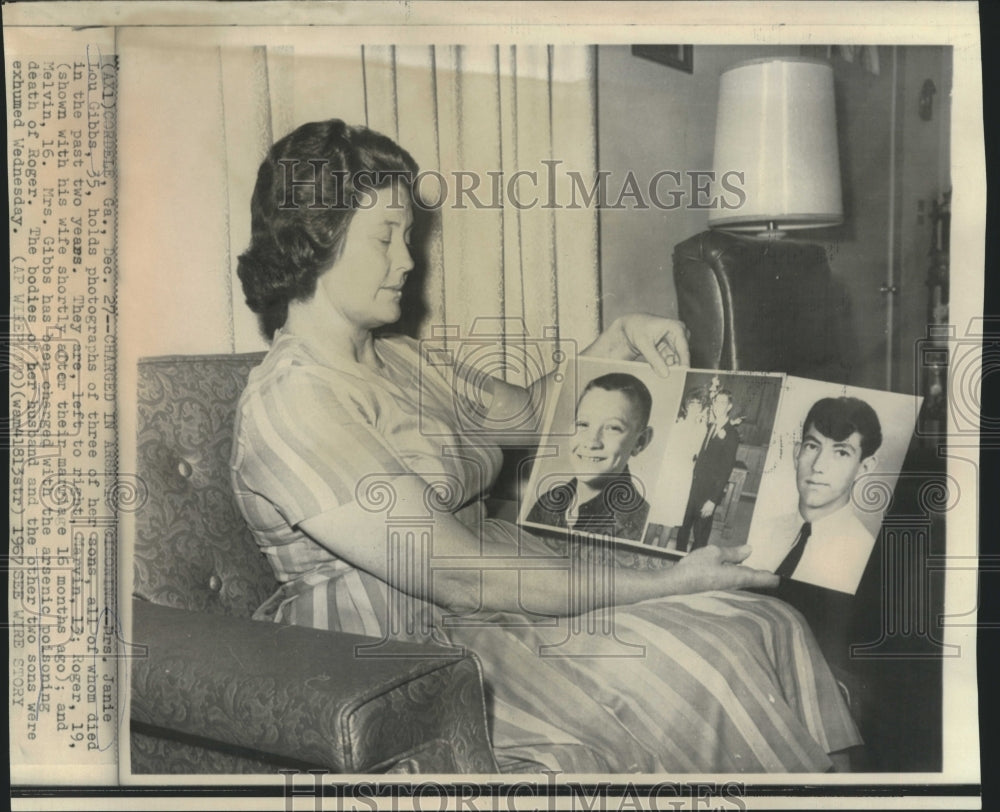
713, 222, 790, 240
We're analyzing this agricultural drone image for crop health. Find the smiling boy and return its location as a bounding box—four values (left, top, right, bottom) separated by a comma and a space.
526, 373, 653, 540
771, 396, 883, 593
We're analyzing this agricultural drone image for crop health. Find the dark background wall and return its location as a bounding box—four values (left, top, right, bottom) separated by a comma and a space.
596, 44, 952, 395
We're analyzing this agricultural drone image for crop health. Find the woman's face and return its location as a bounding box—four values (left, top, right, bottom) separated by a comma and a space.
315, 185, 415, 331
684, 399, 705, 422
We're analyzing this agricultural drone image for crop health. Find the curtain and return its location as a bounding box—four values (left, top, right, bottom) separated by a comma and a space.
120, 35, 600, 379
225, 43, 602, 380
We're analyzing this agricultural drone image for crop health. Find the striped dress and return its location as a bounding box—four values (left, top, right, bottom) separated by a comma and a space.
230, 330, 861, 773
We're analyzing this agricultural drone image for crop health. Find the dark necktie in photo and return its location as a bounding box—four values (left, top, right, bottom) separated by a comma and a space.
701, 423, 716, 453
775, 521, 812, 579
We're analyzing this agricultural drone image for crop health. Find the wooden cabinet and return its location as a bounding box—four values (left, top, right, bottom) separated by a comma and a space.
713, 463, 749, 539
735, 445, 767, 498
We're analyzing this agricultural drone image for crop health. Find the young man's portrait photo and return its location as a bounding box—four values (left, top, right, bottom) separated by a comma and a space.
744, 378, 920, 594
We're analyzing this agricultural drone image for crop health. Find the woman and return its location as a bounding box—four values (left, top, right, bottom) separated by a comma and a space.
657, 387, 709, 532
231, 119, 860, 773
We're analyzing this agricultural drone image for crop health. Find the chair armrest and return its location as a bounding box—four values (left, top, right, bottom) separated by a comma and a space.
130, 599, 498, 773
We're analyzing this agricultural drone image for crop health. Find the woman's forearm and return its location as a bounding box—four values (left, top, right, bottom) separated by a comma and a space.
435, 542, 778, 616
433, 549, 674, 616
491, 562, 690, 617
301, 473, 776, 618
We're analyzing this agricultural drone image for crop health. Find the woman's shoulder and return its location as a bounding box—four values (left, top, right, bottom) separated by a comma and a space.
242, 334, 330, 396
237, 333, 377, 425
374, 333, 421, 364
375, 334, 453, 393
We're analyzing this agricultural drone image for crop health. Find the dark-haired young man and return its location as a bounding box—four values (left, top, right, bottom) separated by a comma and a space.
771, 396, 883, 594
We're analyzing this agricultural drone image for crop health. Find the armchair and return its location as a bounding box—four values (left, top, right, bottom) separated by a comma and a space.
673, 229, 855, 383
130, 353, 498, 775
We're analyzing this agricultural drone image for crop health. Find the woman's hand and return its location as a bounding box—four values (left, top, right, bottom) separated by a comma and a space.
487, 313, 689, 442
670, 544, 779, 593
583, 314, 690, 375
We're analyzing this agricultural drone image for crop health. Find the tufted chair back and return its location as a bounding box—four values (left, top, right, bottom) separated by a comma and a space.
673, 230, 855, 384
134, 353, 275, 616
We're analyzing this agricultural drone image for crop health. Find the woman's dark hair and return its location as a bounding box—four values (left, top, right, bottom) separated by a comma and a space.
679, 386, 708, 419
237, 120, 419, 339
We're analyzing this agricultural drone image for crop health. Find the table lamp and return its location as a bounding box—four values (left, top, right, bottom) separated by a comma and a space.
708, 56, 843, 237
673, 56, 850, 378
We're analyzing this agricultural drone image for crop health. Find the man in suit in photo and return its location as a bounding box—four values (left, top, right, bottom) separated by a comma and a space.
675, 390, 740, 552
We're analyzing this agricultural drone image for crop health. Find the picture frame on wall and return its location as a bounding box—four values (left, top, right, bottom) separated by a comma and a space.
631, 44, 694, 73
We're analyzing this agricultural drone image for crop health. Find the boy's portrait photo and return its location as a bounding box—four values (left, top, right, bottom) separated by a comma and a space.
519, 358, 683, 541
744, 378, 920, 594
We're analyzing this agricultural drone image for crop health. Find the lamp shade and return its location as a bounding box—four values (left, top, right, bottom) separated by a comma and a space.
708, 57, 843, 233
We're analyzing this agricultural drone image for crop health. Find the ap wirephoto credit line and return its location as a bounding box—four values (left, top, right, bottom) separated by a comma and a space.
8, 26, 122, 782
